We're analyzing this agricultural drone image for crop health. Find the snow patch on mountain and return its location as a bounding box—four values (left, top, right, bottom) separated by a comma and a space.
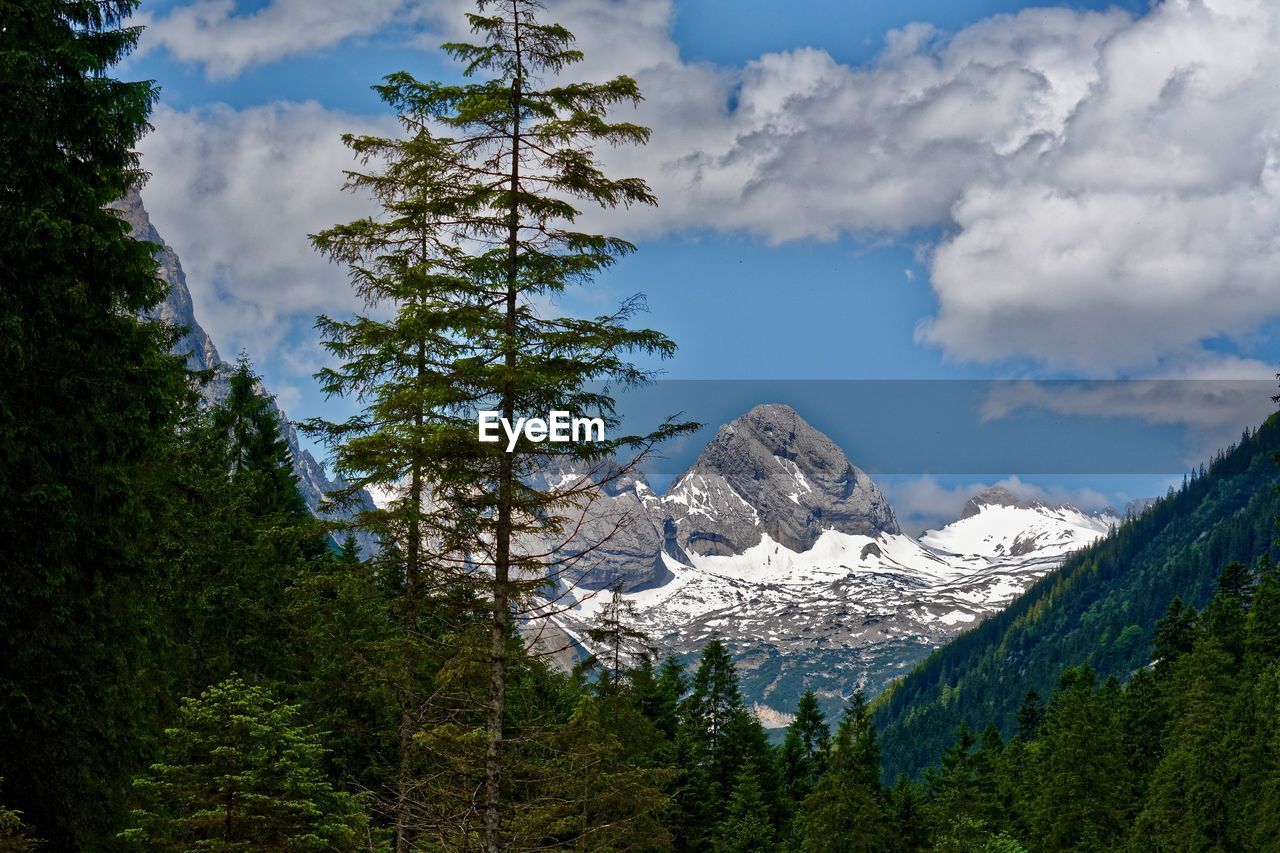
921, 499, 1120, 561
548, 419, 1123, 725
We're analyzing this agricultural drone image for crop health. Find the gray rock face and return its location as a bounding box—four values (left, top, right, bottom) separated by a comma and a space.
664, 403, 900, 556
524, 458, 670, 593
113, 192, 376, 550
541, 404, 900, 592
1125, 497, 1158, 518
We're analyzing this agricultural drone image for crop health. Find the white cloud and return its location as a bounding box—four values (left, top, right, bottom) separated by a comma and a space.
137, 0, 418, 79
602, 0, 1280, 375
137, 101, 396, 361
913, 0, 1280, 373
880, 474, 1123, 536
137, 0, 1280, 378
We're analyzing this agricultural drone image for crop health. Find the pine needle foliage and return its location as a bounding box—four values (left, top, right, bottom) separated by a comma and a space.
305, 2, 696, 848
121, 677, 373, 851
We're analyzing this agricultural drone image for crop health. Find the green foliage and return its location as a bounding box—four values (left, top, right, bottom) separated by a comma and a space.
1024, 668, 1128, 849
877, 413, 1280, 780
304, 2, 695, 846
888, 553, 1280, 852
120, 677, 373, 850
168, 356, 330, 692
0, 0, 192, 844
0, 783, 38, 852
780, 690, 830, 806
713, 768, 776, 853
796, 693, 890, 853
678, 639, 776, 847
523, 691, 677, 850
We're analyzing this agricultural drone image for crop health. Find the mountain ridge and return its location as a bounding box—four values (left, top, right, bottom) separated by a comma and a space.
874, 414, 1280, 779
115, 192, 376, 548
542, 404, 1125, 721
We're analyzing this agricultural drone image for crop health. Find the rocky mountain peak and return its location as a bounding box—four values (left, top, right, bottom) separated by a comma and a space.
664, 403, 899, 557
959, 485, 1029, 518
115, 190, 375, 551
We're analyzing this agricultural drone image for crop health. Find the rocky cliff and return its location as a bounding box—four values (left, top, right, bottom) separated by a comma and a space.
114, 192, 375, 547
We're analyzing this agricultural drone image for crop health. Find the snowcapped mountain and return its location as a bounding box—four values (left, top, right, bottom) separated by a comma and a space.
115, 192, 376, 548
540, 404, 1129, 723
658, 403, 899, 557
921, 486, 1121, 560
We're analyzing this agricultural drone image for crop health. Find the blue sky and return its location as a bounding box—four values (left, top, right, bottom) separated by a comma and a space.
120, 0, 1280, 528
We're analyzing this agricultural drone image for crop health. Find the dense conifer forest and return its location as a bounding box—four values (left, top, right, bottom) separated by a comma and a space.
3, 1, 1279, 850
876, 413, 1280, 782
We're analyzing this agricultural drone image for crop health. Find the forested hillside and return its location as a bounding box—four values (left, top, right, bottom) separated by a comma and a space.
875, 411, 1280, 779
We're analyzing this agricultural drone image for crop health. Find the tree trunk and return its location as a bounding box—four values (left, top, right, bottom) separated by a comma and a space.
485, 8, 522, 849
397, 338, 426, 853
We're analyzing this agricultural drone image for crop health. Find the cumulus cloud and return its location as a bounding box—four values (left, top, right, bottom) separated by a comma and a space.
136, 0, 1280, 379
137, 101, 396, 360
914, 0, 1280, 373
137, 0, 419, 79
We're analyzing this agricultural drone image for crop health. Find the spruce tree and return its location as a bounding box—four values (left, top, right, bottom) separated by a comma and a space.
0, 0, 190, 843
306, 1, 693, 847
923, 722, 985, 839
524, 691, 676, 850
120, 677, 371, 850
781, 690, 830, 804
1028, 667, 1127, 850
1014, 692, 1042, 742
585, 585, 651, 688
170, 356, 327, 691
796, 692, 889, 853
713, 768, 776, 853
648, 654, 690, 742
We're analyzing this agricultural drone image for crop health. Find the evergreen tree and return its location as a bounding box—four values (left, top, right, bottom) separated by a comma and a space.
1152, 596, 1198, 666
796, 692, 889, 853
1014, 692, 1042, 742
0, 1, 191, 843
1132, 565, 1253, 851
306, 2, 693, 847
886, 777, 929, 853
1245, 554, 1280, 665
170, 356, 327, 691
780, 690, 830, 804
526, 691, 676, 851
924, 723, 979, 834
285, 529, 403, 801
675, 639, 777, 849
120, 677, 372, 850
713, 768, 776, 853
0, 784, 37, 852
585, 585, 651, 688
648, 654, 690, 742
1028, 667, 1128, 850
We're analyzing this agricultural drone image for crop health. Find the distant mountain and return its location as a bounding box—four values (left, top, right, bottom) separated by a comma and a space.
924, 486, 1121, 560
661, 403, 899, 557
874, 415, 1280, 780
114, 192, 375, 549
539, 404, 1121, 722
1124, 496, 1158, 518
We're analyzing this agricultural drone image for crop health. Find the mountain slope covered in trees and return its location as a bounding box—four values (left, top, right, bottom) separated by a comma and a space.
875, 411, 1280, 779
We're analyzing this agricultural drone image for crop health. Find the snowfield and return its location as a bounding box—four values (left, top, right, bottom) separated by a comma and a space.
550, 495, 1121, 724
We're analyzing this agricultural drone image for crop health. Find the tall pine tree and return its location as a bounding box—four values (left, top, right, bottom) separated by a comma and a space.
307, 1, 693, 847
0, 1, 190, 844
